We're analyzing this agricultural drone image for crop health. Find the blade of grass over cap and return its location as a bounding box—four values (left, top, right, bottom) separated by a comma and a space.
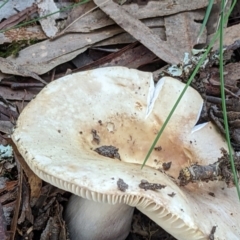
219, 0, 240, 199
142, 0, 236, 169
0, 0, 9, 9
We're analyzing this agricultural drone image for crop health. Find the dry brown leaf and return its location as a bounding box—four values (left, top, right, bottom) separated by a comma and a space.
94, 0, 179, 64
6, 26, 123, 75
164, 10, 206, 61
0, 58, 47, 84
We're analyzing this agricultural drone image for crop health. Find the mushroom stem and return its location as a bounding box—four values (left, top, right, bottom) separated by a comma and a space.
65, 195, 134, 240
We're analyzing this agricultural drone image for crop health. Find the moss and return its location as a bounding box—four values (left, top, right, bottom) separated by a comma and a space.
0, 39, 40, 58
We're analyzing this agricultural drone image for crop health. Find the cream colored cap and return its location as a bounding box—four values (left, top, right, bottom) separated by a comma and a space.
12, 67, 240, 240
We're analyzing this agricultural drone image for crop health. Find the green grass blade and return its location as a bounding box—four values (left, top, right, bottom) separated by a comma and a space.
0, 0, 9, 9
219, 0, 240, 199
197, 0, 214, 42
0, 0, 90, 34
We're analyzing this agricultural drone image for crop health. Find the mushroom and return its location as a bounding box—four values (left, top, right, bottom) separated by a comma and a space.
12, 67, 240, 240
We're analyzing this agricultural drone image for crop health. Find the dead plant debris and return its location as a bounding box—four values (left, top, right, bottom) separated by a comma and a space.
139, 179, 166, 191
94, 145, 121, 160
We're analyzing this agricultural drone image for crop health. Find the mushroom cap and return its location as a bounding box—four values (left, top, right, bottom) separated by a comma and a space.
12, 67, 240, 240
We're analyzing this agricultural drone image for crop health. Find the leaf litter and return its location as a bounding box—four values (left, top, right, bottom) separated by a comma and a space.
1, 0, 240, 239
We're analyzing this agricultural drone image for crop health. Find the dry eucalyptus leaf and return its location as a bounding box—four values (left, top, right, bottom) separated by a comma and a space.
124, 0, 214, 18
62, 0, 209, 34
7, 26, 123, 75
62, 3, 164, 34
0, 58, 47, 84
94, 0, 179, 64
164, 10, 206, 61
36, 0, 59, 37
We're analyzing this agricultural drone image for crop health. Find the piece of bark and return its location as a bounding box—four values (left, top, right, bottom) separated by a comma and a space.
94, 0, 179, 64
